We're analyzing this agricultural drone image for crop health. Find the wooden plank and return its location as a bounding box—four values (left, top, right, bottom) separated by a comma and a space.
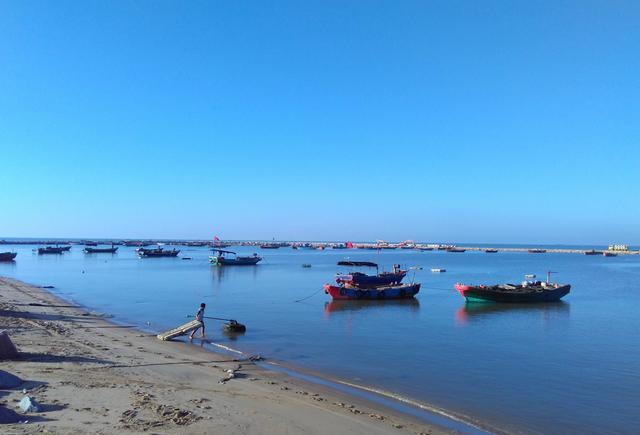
156, 320, 203, 341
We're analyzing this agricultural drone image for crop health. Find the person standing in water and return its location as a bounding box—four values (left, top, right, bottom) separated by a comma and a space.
189, 303, 206, 339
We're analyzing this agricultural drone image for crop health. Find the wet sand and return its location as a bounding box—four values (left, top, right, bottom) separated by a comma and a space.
0, 277, 449, 435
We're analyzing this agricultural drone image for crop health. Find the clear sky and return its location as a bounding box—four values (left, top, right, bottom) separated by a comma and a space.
0, 1, 638, 244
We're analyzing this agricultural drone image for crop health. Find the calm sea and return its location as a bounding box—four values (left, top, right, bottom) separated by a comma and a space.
1, 243, 639, 434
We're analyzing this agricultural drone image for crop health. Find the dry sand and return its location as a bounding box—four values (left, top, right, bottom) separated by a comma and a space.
0, 277, 451, 435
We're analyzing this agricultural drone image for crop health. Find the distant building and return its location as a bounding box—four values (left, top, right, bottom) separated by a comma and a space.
608, 244, 629, 251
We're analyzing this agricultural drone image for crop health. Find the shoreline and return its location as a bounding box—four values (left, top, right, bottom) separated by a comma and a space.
0, 276, 484, 435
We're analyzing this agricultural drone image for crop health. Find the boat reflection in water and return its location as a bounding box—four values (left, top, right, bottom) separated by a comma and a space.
324, 298, 420, 317
210, 262, 261, 284
455, 301, 570, 326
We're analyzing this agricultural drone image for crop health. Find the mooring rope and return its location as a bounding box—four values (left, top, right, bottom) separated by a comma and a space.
294, 287, 324, 303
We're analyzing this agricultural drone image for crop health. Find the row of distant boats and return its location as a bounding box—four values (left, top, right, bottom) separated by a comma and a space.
0, 239, 629, 262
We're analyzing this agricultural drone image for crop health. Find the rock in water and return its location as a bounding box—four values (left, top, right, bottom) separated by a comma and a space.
0, 370, 23, 388
0, 331, 18, 360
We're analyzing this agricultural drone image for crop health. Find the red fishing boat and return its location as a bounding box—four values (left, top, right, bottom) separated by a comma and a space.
324, 282, 420, 300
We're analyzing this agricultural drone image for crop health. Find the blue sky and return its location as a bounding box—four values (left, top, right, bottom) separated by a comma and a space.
0, 1, 638, 243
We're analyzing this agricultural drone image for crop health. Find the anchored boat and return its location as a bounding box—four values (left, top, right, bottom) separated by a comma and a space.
37, 246, 69, 254
84, 246, 118, 254
137, 247, 180, 258
209, 249, 262, 266
324, 282, 420, 300
0, 252, 17, 261
584, 250, 603, 255
325, 262, 419, 300
335, 263, 406, 288
455, 272, 570, 303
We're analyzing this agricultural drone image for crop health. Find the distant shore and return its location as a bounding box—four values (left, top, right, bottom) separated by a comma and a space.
0, 277, 456, 435
1, 238, 637, 255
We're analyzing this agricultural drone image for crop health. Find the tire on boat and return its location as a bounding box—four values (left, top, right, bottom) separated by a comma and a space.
339, 288, 346, 296
399, 289, 406, 297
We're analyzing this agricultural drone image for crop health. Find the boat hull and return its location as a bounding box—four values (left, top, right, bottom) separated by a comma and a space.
137, 248, 180, 258
0, 252, 17, 261
37, 248, 66, 254
455, 283, 571, 303
210, 256, 261, 265
324, 283, 420, 300
84, 247, 118, 254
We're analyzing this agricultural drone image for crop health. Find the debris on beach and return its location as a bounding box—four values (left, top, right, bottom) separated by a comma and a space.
219, 367, 240, 384
17, 396, 40, 413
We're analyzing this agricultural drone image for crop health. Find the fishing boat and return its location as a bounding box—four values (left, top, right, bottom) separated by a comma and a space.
485, 249, 498, 253
447, 247, 466, 253
418, 247, 434, 251
83, 241, 98, 246
84, 246, 118, 254
603, 252, 618, 257
324, 282, 420, 300
528, 249, 547, 254
137, 247, 180, 258
0, 252, 17, 261
209, 249, 261, 265
584, 250, 603, 256
335, 263, 406, 288
431, 268, 446, 273
260, 243, 280, 249
336, 270, 406, 288
455, 272, 570, 303
37, 246, 67, 254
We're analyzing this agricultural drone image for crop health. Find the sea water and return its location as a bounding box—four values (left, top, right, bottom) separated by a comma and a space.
1, 243, 639, 434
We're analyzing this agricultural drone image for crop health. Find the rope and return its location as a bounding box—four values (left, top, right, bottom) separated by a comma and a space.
294, 287, 324, 303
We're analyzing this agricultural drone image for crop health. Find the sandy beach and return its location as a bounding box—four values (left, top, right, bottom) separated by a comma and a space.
0, 277, 449, 435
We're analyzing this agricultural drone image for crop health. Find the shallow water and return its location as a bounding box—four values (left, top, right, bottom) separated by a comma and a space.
1, 244, 639, 434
